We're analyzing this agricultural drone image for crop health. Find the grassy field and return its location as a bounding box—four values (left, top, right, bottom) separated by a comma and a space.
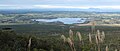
0, 24, 120, 34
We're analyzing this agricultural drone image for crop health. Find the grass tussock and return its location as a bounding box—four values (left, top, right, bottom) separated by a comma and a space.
61, 29, 119, 51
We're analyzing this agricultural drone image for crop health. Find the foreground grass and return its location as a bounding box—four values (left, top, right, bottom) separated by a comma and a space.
0, 24, 120, 51
0, 29, 120, 51
0, 31, 71, 51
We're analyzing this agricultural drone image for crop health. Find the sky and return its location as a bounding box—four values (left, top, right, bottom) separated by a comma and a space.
0, 0, 120, 9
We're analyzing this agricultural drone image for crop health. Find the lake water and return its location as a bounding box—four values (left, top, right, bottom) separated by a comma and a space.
32, 18, 87, 24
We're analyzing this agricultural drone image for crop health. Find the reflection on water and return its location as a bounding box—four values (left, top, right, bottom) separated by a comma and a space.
32, 18, 87, 24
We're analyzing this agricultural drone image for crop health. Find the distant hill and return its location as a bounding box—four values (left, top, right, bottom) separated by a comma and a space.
0, 8, 120, 14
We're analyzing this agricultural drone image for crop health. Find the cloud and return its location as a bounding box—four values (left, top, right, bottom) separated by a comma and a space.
33, 5, 120, 9
1, 0, 120, 6
33, 5, 89, 9
1, 4, 120, 9
0, 5, 34, 9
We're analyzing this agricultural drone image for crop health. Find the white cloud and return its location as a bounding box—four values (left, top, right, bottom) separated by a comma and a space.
33, 5, 90, 9
0, 5, 35, 9
1, 4, 120, 9
33, 5, 120, 9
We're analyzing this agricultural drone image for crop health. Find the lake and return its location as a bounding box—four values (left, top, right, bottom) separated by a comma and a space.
31, 18, 87, 24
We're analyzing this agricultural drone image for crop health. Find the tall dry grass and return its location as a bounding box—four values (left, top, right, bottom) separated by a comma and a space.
69, 29, 74, 42
89, 33, 92, 44
60, 29, 119, 51
105, 46, 109, 51
115, 49, 117, 51
76, 32, 82, 42
97, 30, 101, 42
67, 38, 76, 51
95, 34, 99, 45
28, 37, 32, 51
61, 35, 66, 43
101, 31, 105, 43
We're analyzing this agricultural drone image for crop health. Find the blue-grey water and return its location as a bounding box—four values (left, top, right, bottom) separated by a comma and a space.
32, 18, 87, 24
